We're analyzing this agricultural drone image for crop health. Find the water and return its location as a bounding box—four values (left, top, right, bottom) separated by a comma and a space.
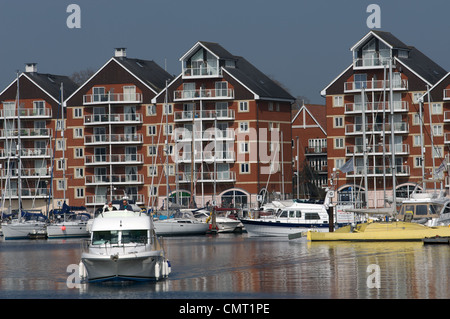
1, 233, 450, 299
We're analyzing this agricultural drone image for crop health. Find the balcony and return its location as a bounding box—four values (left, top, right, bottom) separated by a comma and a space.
84, 113, 143, 125
346, 165, 410, 177
182, 66, 222, 78
175, 129, 235, 142
174, 109, 235, 122
85, 194, 144, 206
345, 143, 409, 156
353, 57, 393, 69
85, 174, 144, 186
304, 146, 327, 156
345, 122, 409, 135
444, 89, 450, 100
85, 154, 144, 165
344, 101, 409, 114
83, 93, 143, 105
0, 108, 52, 119
175, 151, 235, 163
344, 79, 408, 92
0, 148, 51, 159
177, 171, 236, 183
0, 128, 52, 139
1, 167, 51, 179
174, 88, 234, 101
84, 134, 143, 145
2, 188, 49, 199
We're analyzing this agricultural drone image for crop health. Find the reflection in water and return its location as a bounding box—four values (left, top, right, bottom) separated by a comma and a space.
1, 235, 450, 298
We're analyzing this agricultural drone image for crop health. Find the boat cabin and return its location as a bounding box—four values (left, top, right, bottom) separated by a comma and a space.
277, 205, 328, 223
397, 201, 449, 222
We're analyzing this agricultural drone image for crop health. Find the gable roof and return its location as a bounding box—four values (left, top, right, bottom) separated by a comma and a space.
292, 104, 327, 135
65, 56, 173, 104
0, 71, 78, 104
351, 30, 410, 51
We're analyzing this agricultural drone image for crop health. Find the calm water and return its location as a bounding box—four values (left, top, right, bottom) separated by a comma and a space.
1, 233, 450, 299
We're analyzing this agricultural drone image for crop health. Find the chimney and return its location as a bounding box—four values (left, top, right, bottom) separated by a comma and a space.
114, 48, 127, 58
25, 63, 37, 73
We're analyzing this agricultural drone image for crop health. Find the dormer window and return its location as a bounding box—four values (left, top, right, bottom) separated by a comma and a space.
354, 36, 391, 68
182, 47, 220, 77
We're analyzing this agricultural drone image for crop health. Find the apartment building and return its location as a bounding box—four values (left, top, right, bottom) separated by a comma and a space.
0, 63, 78, 212
291, 104, 327, 198
321, 30, 447, 208
151, 41, 295, 211
64, 48, 174, 209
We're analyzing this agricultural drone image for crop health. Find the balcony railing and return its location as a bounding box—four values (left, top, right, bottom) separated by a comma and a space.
182, 66, 222, 78
344, 79, 408, 92
346, 165, 410, 177
85, 194, 144, 205
175, 129, 235, 142
0, 148, 51, 158
1, 167, 51, 178
2, 188, 49, 198
344, 101, 409, 114
84, 134, 143, 145
85, 154, 144, 165
305, 146, 327, 155
85, 174, 144, 185
84, 113, 143, 125
353, 57, 392, 68
177, 171, 236, 183
0, 128, 52, 139
176, 151, 235, 163
345, 122, 409, 135
345, 143, 409, 155
174, 88, 234, 101
174, 109, 235, 121
83, 93, 143, 105
0, 108, 52, 118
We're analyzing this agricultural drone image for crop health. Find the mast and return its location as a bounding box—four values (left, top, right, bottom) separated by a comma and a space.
16, 72, 22, 217
164, 80, 169, 211
61, 83, 66, 205
427, 84, 436, 190
389, 57, 397, 206
382, 64, 387, 207
361, 87, 369, 207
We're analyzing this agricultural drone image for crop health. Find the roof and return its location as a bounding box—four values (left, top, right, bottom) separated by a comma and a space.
113, 57, 173, 93
25, 72, 79, 101
224, 56, 295, 101
292, 104, 327, 135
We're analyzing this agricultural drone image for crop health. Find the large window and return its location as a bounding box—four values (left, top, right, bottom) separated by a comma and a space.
92, 230, 119, 245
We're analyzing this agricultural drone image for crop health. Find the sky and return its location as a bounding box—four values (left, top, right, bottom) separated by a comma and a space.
0, 0, 449, 104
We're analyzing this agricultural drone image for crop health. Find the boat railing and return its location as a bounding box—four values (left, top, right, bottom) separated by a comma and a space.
81, 236, 163, 254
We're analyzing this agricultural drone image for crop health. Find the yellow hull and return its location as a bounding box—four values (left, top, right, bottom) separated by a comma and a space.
307, 221, 450, 242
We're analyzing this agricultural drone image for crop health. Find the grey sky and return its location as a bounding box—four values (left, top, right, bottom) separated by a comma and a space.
0, 0, 449, 104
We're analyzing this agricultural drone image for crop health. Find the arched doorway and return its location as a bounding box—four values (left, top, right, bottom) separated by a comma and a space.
169, 190, 191, 207
337, 184, 366, 208
220, 189, 249, 210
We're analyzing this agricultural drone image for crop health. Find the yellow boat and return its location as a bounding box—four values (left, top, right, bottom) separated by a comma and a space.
306, 220, 450, 242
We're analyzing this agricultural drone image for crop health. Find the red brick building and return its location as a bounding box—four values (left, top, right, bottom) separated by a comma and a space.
321, 30, 447, 208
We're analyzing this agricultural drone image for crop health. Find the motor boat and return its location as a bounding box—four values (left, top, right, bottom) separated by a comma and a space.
47, 203, 91, 239
240, 201, 331, 237
153, 210, 209, 236
192, 208, 243, 233
79, 204, 171, 282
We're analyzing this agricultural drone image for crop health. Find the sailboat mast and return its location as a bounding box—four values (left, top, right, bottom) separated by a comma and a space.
16, 72, 22, 217
61, 83, 66, 204
164, 80, 169, 211
389, 58, 397, 206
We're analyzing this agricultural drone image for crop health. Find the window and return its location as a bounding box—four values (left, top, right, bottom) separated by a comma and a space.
57, 159, 65, 170
147, 104, 156, 116
268, 102, 274, 111
276, 103, 280, 111
413, 113, 421, 125
75, 148, 84, 158
414, 157, 423, 168
74, 128, 83, 138
57, 179, 66, 190
122, 230, 147, 244
432, 124, 443, 136
239, 122, 249, 132
123, 86, 136, 101
433, 146, 443, 158
240, 163, 250, 174
354, 74, 367, 89
56, 139, 65, 151
73, 108, 82, 118
148, 166, 158, 176
413, 135, 422, 147
164, 165, 175, 176
148, 125, 157, 136
92, 230, 118, 245
33, 101, 45, 115
75, 168, 84, 178
163, 104, 173, 115
239, 101, 249, 112
164, 124, 173, 135
334, 138, 344, 149
239, 142, 249, 153
269, 122, 280, 131
148, 146, 157, 156
333, 96, 343, 107
93, 87, 106, 102
412, 92, 424, 104
335, 158, 344, 169
75, 188, 84, 198
215, 81, 228, 97
432, 103, 442, 115
334, 117, 344, 128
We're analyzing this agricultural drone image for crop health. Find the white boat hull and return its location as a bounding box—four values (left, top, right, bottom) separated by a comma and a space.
240, 219, 329, 237
215, 220, 243, 233
2, 222, 47, 240
154, 220, 209, 236
81, 251, 170, 282
47, 222, 89, 238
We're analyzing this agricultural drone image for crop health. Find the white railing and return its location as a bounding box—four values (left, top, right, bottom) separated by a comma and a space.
3, 188, 49, 198
344, 79, 408, 91
345, 143, 409, 155
0, 108, 52, 118
85, 194, 144, 205
84, 134, 143, 144
0, 128, 52, 138
84, 113, 142, 124
345, 122, 408, 134
344, 101, 408, 113
175, 129, 235, 141
174, 109, 234, 121
182, 66, 221, 77
177, 171, 236, 182
347, 165, 410, 177
353, 57, 391, 68
83, 93, 143, 104
0, 148, 51, 158
85, 174, 144, 185
85, 154, 144, 164
174, 88, 234, 100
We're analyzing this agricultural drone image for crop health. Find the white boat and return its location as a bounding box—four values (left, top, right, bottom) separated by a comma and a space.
1, 211, 48, 240
47, 204, 91, 239
153, 210, 209, 236
79, 205, 171, 282
240, 202, 331, 237
192, 208, 243, 233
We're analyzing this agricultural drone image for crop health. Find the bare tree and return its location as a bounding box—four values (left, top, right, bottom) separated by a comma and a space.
70, 68, 95, 85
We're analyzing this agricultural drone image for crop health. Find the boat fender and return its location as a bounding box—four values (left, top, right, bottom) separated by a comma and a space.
61, 226, 66, 231
155, 262, 160, 279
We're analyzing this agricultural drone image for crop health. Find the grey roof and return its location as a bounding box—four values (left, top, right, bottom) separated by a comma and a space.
225, 56, 295, 101
198, 41, 237, 60
371, 30, 410, 49
397, 46, 447, 85
26, 72, 79, 101
113, 57, 174, 93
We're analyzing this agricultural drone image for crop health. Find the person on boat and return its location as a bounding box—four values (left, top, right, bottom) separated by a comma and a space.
120, 199, 133, 211
106, 202, 116, 211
